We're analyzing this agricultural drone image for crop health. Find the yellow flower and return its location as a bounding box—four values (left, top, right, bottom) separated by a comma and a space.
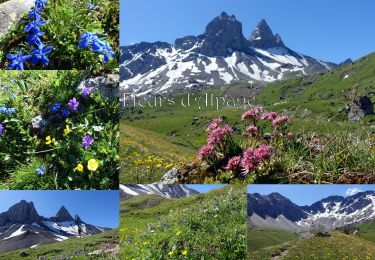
45, 136, 52, 145
75, 163, 84, 172
165, 163, 173, 169
176, 230, 181, 236
168, 251, 173, 256
63, 125, 71, 136
53, 138, 58, 146
87, 159, 99, 171
156, 163, 161, 168
182, 250, 187, 255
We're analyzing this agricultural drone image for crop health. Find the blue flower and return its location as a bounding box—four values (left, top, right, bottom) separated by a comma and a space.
1, 85, 9, 92
61, 108, 70, 117
87, 2, 98, 10
50, 102, 61, 113
92, 41, 115, 64
28, 7, 42, 19
35, 0, 48, 9
27, 30, 44, 46
36, 165, 45, 176
11, 93, 17, 99
7, 49, 31, 70
31, 44, 53, 66
24, 16, 46, 34
78, 32, 99, 49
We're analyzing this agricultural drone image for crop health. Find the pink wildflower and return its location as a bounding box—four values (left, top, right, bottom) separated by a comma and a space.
272, 115, 289, 128
287, 132, 294, 140
254, 144, 272, 160
198, 144, 215, 160
207, 117, 222, 131
261, 111, 278, 121
241, 106, 263, 121
245, 125, 258, 135
208, 125, 233, 145
225, 156, 242, 171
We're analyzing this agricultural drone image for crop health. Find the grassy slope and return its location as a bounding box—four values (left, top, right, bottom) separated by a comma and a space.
0, 229, 118, 260
249, 231, 375, 260
247, 228, 299, 253
120, 185, 247, 259
354, 220, 375, 243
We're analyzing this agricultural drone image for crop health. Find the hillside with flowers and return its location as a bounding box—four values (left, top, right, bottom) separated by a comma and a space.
0, 70, 118, 190
0, 0, 118, 71
0, 229, 118, 260
121, 52, 375, 184
120, 185, 247, 259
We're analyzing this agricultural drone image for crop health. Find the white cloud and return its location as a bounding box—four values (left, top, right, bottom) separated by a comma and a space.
346, 187, 363, 196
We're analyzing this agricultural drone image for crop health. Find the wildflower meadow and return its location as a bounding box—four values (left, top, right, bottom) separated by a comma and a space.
0, 0, 118, 71
120, 185, 247, 259
0, 70, 119, 190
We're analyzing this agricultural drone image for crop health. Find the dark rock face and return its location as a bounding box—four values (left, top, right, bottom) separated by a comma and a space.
53, 206, 74, 222
348, 95, 374, 122
247, 193, 307, 222
249, 19, 285, 49
0, 200, 40, 226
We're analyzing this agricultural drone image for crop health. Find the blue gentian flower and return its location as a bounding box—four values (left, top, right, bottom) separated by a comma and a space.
11, 93, 17, 99
61, 108, 70, 117
92, 40, 115, 63
87, 2, 98, 10
6, 108, 16, 114
1, 85, 9, 92
31, 44, 53, 66
36, 165, 45, 176
7, 49, 31, 70
78, 32, 99, 49
35, 0, 48, 9
24, 16, 46, 34
28, 7, 42, 19
50, 102, 61, 113
26, 30, 44, 46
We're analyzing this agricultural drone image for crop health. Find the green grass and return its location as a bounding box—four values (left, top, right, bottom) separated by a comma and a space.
249, 231, 375, 260
357, 221, 375, 243
247, 228, 299, 253
120, 185, 247, 259
120, 52, 375, 184
0, 229, 119, 260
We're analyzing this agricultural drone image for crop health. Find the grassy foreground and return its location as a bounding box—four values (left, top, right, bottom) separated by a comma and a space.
0, 229, 119, 260
120, 185, 247, 259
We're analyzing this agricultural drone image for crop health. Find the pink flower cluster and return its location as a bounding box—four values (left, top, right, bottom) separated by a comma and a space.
272, 115, 289, 129
261, 111, 278, 121
241, 106, 263, 120
207, 117, 222, 131
244, 125, 258, 135
225, 144, 272, 176
207, 124, 233, 145
198, 144, 215, 160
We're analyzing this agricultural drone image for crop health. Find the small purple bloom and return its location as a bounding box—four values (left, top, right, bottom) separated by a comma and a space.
36, 165, 45, 176
81, 87, 92, 97
82, 135, 94, 150
24, 16, 46, 34
28, 7, 42, 19
0, 123, 4, 136
7, 49, 31, 70
68, 98, 79, 112
26, 31, 44, 46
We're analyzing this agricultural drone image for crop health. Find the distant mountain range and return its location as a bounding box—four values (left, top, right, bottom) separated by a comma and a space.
120, 12, 338, 95
120, 184, 199, 199
0, 200, 107, 253
248, 191, 375, 231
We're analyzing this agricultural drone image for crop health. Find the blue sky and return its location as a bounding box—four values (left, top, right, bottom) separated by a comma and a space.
121, 0, 375, 63
186, 184, 226, 193
248, 185, 375, 206
0, 191, 119, 228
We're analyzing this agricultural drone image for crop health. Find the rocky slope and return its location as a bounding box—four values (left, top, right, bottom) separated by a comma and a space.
120, 12, 336, 95
248, 191, 375, 230
120, 184, 199, 199
0, 200, 107, 253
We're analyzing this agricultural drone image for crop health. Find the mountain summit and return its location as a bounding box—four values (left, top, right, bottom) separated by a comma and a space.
0, 200, 106, 253
249, 19, 285, 49
120, 12, 336, 95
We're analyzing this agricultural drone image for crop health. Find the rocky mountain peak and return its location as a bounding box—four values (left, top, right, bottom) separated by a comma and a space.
54, 206, 74, 222
249, 19, 285, 49
5, 200, 40, 225
74, 214, 84, 224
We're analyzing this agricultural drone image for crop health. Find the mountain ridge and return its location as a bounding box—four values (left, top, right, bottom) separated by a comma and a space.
120, 12, 337, 95
248, 191, 375, 230
0, 200, 107, 253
